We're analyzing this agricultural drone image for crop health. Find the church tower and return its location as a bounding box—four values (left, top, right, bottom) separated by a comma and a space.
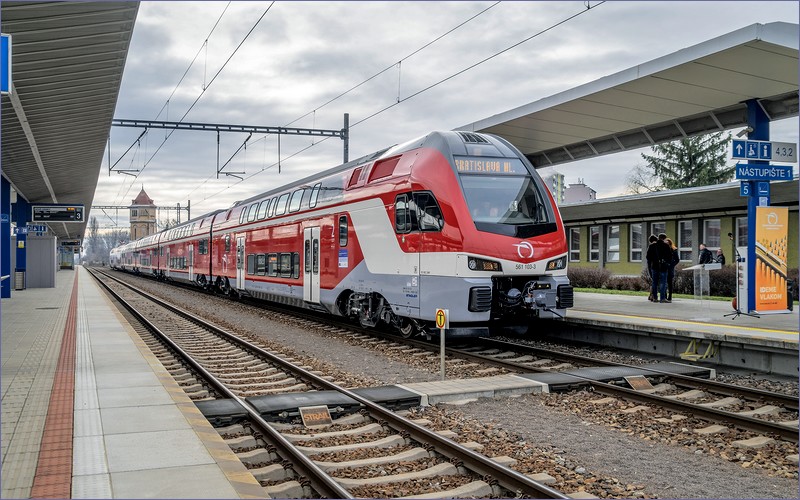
130, 188, 157, 240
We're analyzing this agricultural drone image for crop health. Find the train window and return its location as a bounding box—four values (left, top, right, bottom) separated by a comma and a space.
309, 183, 321, 208
414, 192, 444, 232
247, 203, 258, 222
279, 253, 292, 277
292, 253, 300, 279
347, 168, 363, 189
257, 200, 269, 220
225, 234, 231, 253
267, 197, 277, 218
312, 240, 319, 274
257, 254, 266, 275
199, 239, 208, 255
268, 254, 278, 276
239, 208, 246, 224
395, 194, 411, 233
304, 240, 311, 273
369, 155, 401, 182
276, 194, 290, 216
247, 254, 256, 275
289, 189, 305, 213
339, 216, 348, 246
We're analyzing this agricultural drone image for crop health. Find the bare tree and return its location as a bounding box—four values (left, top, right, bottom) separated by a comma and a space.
625, 163, 663, 194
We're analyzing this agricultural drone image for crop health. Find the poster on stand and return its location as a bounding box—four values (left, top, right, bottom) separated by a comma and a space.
754, 206, 790, 314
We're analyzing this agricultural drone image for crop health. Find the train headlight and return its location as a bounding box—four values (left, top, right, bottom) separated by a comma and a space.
546, 256, 566, 271
467, 256, 502, 272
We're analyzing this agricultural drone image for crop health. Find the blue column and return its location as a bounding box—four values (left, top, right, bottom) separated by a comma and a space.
745, 99, 769, 313
12, 197, 30, 277
1, 177, 10, 298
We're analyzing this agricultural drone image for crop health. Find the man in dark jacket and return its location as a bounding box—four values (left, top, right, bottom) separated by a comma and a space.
653, 234, 672, 302
645, 234, 659, 301
698, 243, 713, 264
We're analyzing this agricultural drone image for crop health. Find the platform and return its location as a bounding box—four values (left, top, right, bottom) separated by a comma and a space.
1, 266, 266, 499
552, 291, 799, 376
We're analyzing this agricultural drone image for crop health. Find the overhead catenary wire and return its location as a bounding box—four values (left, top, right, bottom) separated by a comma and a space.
115, 1, 275, 206
181, 1, 503, 203
184, 1, 605, 211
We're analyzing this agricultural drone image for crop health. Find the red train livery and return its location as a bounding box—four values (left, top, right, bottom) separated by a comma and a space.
111, 131, 573, 337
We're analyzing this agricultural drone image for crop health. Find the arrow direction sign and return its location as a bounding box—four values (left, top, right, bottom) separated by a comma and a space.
732, 140, 797, 162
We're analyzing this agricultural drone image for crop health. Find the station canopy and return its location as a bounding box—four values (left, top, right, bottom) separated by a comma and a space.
1, 2, 139, 240
457, 22, 799, 169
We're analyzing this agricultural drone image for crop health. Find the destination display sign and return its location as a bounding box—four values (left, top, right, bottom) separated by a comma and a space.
734, 164, 793, 181
32, 204, 84, 222
454, 157, 528, 175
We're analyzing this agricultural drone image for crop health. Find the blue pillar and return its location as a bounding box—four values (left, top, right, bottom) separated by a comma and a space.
1, 177, 10, 298
745, 99, 769, 313
12, 197, 30, 277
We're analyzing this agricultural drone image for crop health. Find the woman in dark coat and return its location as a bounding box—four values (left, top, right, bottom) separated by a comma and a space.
665, 237, 680, 302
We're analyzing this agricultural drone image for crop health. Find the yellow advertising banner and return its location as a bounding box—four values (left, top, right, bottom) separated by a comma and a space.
754, 206, 789, 312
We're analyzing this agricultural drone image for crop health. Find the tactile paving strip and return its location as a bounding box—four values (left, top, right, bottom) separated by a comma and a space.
29, 273, 79, 498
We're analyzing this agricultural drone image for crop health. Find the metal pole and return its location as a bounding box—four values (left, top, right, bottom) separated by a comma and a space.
343, 113, 349, 164
216, 131, 220, 179
187, 200, 190, 221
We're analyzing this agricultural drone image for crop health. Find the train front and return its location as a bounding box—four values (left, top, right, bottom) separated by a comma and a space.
426, 131, 573, 335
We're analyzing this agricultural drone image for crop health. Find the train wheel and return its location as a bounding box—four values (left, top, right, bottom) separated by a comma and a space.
396, 317, 419, 338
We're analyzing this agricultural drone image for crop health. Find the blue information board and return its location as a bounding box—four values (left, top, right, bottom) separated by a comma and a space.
734, 163, 793, 180
1, 34, 10, 94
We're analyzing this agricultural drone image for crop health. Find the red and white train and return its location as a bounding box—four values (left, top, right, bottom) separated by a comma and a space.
110, 131, 573, 337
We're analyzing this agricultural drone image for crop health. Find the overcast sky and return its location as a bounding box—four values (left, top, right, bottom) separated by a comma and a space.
95, 0, 799, 230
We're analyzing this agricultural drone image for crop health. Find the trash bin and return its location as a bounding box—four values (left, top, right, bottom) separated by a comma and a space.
14, 270, 25, 291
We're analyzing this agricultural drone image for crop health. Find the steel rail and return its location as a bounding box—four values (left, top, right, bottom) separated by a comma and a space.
89, 269, 353, 499
94, 269, 569, 499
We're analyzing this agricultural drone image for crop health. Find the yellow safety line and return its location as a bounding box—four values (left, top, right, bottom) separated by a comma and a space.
575, 310, 798, 336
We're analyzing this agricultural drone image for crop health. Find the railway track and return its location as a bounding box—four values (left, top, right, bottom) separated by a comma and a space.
89, 268, 571, 498
102, 267, 799, 444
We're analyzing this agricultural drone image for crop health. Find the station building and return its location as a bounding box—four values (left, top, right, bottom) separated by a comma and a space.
560, 178, 798, 276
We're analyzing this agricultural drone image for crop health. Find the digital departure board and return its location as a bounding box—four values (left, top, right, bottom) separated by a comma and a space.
32, 204, 84, 222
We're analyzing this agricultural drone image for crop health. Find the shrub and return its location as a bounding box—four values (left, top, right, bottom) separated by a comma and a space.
575, 265, 799, 301
567, 266, 611, 289
606, 275, 648, 291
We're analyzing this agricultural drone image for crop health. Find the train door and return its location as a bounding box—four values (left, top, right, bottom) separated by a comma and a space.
165, 247, 171, 278
303, 227, 321, 303
188, 244, 194, 282
236, 236, 245, 290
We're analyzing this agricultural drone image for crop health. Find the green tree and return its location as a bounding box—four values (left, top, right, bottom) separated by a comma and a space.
637, 132, 734, 191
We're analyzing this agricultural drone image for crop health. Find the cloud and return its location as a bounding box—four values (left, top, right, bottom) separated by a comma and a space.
94, 0, 799, 230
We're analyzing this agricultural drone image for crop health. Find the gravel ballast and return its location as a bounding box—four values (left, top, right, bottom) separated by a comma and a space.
108, 272, 799, 499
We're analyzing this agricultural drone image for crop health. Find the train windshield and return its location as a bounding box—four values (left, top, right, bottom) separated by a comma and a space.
455, 156, 552, 226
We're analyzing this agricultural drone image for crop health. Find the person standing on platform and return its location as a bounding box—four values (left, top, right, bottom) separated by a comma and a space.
714, 248, 726, 265
654, 233, 671, 302
664, 237, 679, 302
645, 234, 659, 301
698, 243, 713, 264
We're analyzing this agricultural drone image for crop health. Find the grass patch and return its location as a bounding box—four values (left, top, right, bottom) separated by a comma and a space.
574, 287, 732, 302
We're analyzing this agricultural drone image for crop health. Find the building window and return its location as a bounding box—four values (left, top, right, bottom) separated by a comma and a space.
630, 223, 643, 262
589, 226, 600, 262
678, 221, 693, 261
651, 222, 665, 238
703, 219, 721, 249
131, 209, 138, 217
736, 217, 748, 247
569, 228, 580, 262
606, 225, 620, 262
